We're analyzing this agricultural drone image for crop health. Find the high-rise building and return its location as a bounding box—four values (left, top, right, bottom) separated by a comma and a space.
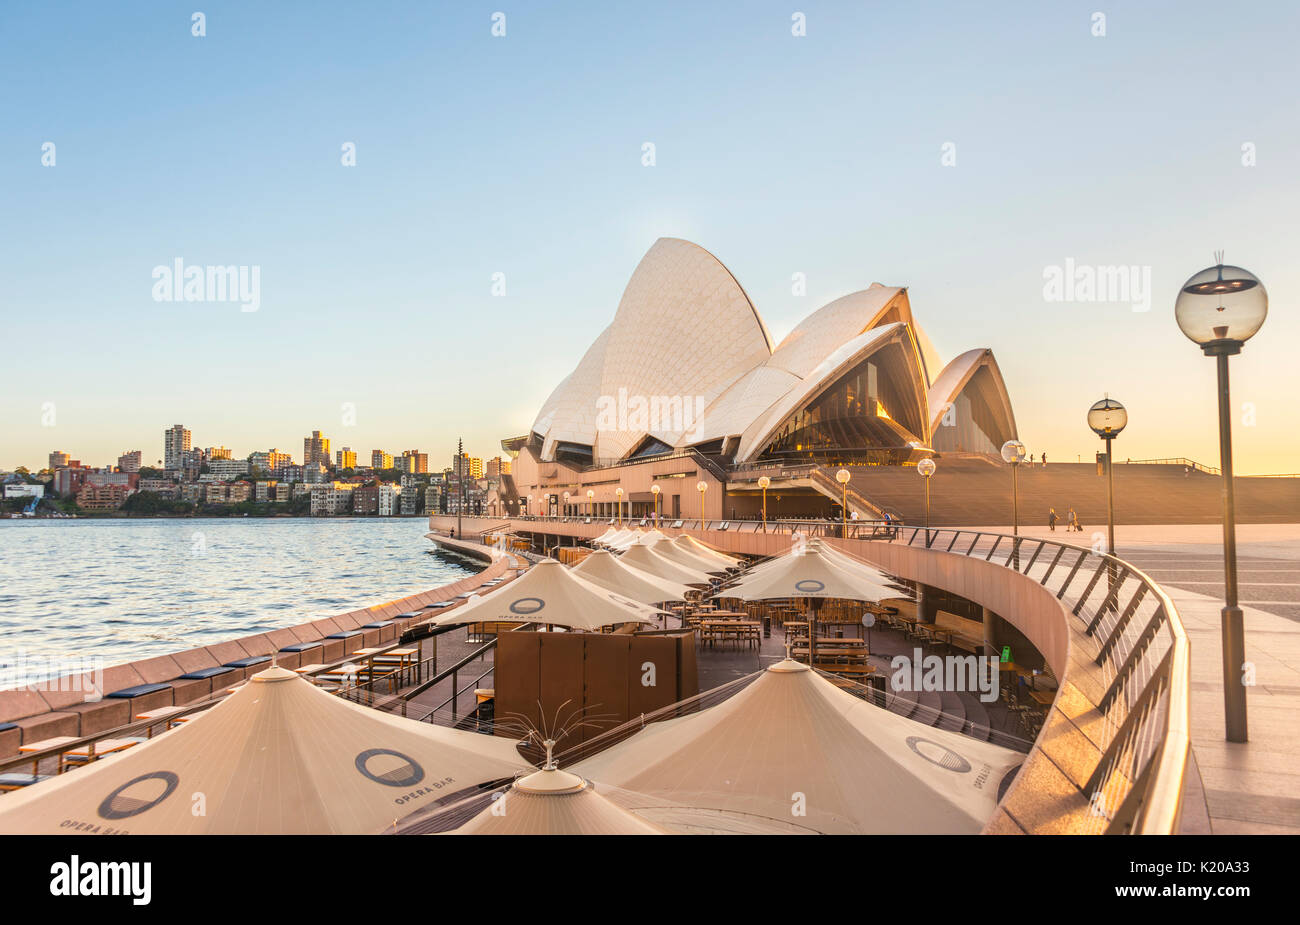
371, 450, 394, 470
248, 449, 293, 476
485, 456, 510, 479
204, 446, 233, 462
48, 451, 70, 470
336, 447, 357, 469
379, 484, 402, 516
117, 450, 142, 473
164, 425, 191, 472
451, 452, 483, 478
304, 430, 331, 469
401, 450, 429, 474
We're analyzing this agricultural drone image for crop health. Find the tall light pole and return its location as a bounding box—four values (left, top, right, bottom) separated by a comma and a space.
835, 468, 851, 537
917, 457, 936, 547
562, 491, 570, 518
1175, 256, 1268, 744
586, 488, 594, 519
696, 480, 708, 521
615, 486, 624, 527
1087, 396, 1127, 559
526, 494, 533, 520
1000, 439, 1026, 567
456, 438, 464, 538
650, 484, 660, 524
758, 475, 770, 533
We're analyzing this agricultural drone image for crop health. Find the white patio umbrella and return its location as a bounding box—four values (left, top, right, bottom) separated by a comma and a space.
619, 542, 715, 587
607, 528, 648, 551
672, 535, 742, 569
652, 538, 733, 575
571, 549, 692, 605
0, 666, 529, 835
575, 659, 1022, 834
722, 543, 895, 602
452, 766, 667, 835
591, 526, 621, 546
429, 559, 662, 632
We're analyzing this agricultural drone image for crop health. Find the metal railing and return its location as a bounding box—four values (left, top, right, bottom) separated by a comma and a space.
495, 514, 903, 540
891, 526, 1190, 835
1118, 457, 1221, 475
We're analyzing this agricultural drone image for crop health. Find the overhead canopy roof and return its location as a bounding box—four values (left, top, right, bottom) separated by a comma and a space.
575, 660, 1022, 834
430, 560, 661, 631
0, 666, 529, 834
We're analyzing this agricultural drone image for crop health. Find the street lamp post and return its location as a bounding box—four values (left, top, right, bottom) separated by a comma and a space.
1000, 440, 1026, 568
586, 488, 594, 519
650, 484, 660, 524
615, 486, 624, 527
835, 468, 851, 538
1175, 257, 1268, 744
1087, 396, 1127, 559
526, 494, 533, 521
758, 475, 771, 533
562, 491, 570, 519
917, 458, 936, 547
696, 480, 708, 521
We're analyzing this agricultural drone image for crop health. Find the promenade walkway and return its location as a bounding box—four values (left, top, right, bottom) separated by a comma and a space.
971, 523, 1300, 835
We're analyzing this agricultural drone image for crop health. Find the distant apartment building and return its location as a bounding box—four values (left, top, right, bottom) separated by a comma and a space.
304, 462, 329, 484
336, 447, 357, 469
279, 464, 304, 483
207, 458, 250, 481
204, 481, 250, 505
424, 484, 442, 514
310, 482, 355, 516
48, 450, 70, 470
77, 483, 133, 510
87, 470, 138, 489
400, 450, 429, 474
254, 480, 279, 503
303, 431, 331, 470
138, 478, 179, 498
352, 485, 379, 515
451, 453, 484, 478
117, 450, 142, 472
399, 483, 420, 515
485, 456, 510, 479
164, 425, 192, 472
378, 484, 401, 516
371, 450, 393, 470
52, 468, 88, 497
180, 483, 206, 504
204, 446, 233, 462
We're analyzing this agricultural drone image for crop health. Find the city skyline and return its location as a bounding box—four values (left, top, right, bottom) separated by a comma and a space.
3, 2, 1298, 474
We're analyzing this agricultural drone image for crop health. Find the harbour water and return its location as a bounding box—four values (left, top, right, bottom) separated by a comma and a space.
0, 518, 474, 687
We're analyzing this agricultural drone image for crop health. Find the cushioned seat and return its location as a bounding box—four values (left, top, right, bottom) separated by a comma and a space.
223, 656, 271, 669
0, 772, 52, 790
279, 641, 322, 653
362, 620, 395, 628
325, 630, 361, 639
179, 666, 235, 680
105, 683, 172, 699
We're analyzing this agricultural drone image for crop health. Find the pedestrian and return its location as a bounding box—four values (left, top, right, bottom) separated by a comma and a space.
1041, 452, 1048, 467
1048, 508, 1058, 531
1066, 508, 1077, 532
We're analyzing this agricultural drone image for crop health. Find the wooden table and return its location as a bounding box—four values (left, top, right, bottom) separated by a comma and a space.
698, 620, 761, 647
137, 705, 185, 738
66, 737, 141, 765
18, 736, 78, 775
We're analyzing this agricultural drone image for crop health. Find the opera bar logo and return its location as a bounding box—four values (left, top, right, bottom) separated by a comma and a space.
49, 855, 152, 906
151, 257, 261, 313
595, 388, 706, 435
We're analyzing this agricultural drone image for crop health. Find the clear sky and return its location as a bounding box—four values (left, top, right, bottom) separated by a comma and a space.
2, 1, 1297, 474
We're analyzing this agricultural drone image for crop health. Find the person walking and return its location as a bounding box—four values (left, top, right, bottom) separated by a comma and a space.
1066, 508, 1077, 532
1048, 507, 1058, 531
1041, 452, 1048, 467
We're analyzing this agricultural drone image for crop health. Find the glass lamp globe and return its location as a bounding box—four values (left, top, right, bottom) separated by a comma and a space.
696, 481, 708, 493
757, 475, 771, 489
835, 468, 851, 484
586, 490, 594, 500
1175, 263, 1267, 355
615, 487, 623, 496
917, 458, 936, 478
1087, 397, 1127, 437
1000, 439, 1026, 465
650, 484, 660, 495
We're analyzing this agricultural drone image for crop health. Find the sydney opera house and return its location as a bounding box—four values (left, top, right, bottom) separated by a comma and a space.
502, 238, 1018, 521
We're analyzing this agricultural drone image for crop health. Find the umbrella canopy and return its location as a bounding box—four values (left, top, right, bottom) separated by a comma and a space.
570, 549, 692, 605
607, 529, 649, 551
721, 543, 896, 603
575, 660, 1022, 834
452, 767, 666, 835
0, 666, 529, 834
430, 559, 662, 631
652, 539, 733, 575
599, 528, 638, 549
619, 542, 715, 587
634, 528, 669, 544
591, 526, 621, 545
672, 535, 742, 569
